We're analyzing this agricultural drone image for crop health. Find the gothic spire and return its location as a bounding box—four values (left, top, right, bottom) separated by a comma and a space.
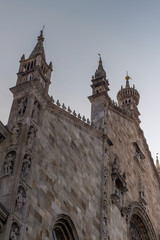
29, 29, 46, 61
95, 54, 106, 78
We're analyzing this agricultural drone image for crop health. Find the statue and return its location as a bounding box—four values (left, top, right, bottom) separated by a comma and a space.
15, 189, 25, 212
26, 127, 35, 149
4, 153, 14, 175
32, 102, 39, 123
21, 155, 31, 178
18, 98, 27, 116
11, 124, 20, 145
10, 228, 18, 240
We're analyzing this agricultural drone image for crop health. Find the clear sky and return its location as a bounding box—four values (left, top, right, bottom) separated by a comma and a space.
0, 0, 160, 162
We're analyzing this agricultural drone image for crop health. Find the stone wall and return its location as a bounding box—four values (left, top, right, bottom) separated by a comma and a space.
24, 107, 103, 240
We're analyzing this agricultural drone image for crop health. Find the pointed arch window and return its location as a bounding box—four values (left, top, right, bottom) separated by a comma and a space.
52, 215, 79, 240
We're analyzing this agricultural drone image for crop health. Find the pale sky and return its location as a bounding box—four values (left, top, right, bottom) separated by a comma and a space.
0, 0, 160, 161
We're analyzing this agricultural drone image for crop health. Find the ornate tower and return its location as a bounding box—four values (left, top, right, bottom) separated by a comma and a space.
17, 30, 52, 92
0, 30, 53, 240
88, 55, 110, 129
117, 73, 140, 120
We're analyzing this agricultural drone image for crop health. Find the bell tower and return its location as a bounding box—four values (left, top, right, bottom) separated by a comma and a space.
8, 30, 53, 128
88, 55, 110, 129
17, 30, 52, 93
0, 30, 53, 240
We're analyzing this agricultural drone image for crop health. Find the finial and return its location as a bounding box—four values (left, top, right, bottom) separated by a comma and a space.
37, 26, 45, 42
20, 54, 25, 61
156, 153, 159, 169
125, 71, 131, 81
95, 53, 106, 78
49, 61, 53, 71
125, 71, 131, 88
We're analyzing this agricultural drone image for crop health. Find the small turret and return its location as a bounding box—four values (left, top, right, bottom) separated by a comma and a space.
117, 72, 140, 119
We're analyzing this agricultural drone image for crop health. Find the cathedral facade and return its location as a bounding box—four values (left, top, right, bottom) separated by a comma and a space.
0, 31, 160, 240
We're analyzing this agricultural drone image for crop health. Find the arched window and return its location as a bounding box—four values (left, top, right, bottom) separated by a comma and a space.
129, 214, 149, 240
52, 215, 79, 240
127, 202, 156, 240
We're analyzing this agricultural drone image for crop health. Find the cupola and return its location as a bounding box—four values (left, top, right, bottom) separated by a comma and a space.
117, 72, 140, 118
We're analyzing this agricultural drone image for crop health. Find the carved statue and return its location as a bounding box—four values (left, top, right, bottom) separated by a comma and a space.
21, 155, 31, 178
15, 189, 25, 212
4, 153, 14, 175
18, 98, 27, 116
26, 127, 35, 149
10, 228, 18, 240
32, 102, 39, 123
11, 124, 20, 145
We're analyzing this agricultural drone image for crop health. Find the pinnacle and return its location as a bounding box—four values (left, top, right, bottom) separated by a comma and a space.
29, 30, 46, 61
156, 153, 159, 169
95, 54, 106, 78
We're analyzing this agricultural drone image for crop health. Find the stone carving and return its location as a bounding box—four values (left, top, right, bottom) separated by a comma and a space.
138, 177, 146, 205
11, 123, 21, 145
133, 142, 145, 170
26, 126, 36, 149
3, 151, 16, 175
104, 167, 107, 188
9, 222, 20, 240
10, 228, 18, 240
126, 202, 157, 240
15, 186, 26, 213
111, 157, 128, 209
32, 101, 40, 123
17, 98, 27, 116
130, 224, 142, 240
21, 154, 31, 178
103, 191, 107, 210
103, 216, 107, 240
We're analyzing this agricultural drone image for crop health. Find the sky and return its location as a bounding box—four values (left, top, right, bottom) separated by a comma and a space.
0, 0, 160, 162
